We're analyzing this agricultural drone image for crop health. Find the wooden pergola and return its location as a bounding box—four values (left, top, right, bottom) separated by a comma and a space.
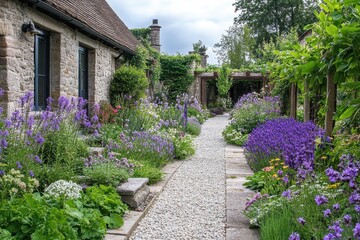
196, 72, 269, 105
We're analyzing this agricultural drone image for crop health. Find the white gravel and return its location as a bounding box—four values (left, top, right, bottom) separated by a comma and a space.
130, 115, 228, 240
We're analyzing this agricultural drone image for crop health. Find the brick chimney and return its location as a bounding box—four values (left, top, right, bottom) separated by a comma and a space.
149, 19, 161, 52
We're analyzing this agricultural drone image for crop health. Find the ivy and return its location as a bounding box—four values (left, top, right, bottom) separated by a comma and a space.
160, 54, 200, 101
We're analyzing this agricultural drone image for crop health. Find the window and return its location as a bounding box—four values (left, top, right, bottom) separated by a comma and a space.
78, 46, 88, 100
34, 31, 50, 110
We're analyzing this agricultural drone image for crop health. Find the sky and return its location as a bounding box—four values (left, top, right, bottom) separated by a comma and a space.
106, 0, 238, 65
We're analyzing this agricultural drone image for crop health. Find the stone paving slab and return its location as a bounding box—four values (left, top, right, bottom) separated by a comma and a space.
225, 145, 259, 240
226, 228, 260, 240
226, 209, 251, 228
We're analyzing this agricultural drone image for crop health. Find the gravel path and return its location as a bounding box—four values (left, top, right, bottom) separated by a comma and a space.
130, 115, 229, 240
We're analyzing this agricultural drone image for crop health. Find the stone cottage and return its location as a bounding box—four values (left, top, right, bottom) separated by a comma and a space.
0, 0, 139, 112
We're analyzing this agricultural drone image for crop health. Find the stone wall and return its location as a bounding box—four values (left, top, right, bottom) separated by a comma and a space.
0, 0, 120, 113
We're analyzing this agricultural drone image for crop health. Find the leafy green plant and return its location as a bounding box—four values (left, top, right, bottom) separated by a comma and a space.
83, 162, 130, 187
172, 132, 195, 160
83, 185, 128, 228
222, 125, 248, 146
110, 65, 148, 104
243, 158, 294, 195
132, 163, 163, 184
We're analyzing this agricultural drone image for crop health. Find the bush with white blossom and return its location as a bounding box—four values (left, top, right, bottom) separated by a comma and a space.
44, 180, 82, 199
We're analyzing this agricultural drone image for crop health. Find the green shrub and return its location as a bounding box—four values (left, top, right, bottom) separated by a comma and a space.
186, 117, 201, 136
230, 93, 281, 134
132, 163, 163, 184
110, 65, 148, 104
83, 162, 130, 187
222, 125, 248, 146
173, 133, 195, 160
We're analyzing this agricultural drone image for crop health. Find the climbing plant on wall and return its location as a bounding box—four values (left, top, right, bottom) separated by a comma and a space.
126, 28, 161, 96
160, 54, 200, 101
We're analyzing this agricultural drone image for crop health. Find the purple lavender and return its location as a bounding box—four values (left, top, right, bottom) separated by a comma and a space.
16, 161, 22, 169
353, 223, 360, 239
297, 217, 306, 225
315, 195, 328, 205
28, 170, 35, 177
288, 232, 300, 240
323, 209, 331, 217
244, 118, 324, 173
332, 203, 340, 210
282, 189, 292, 199
343, 215, 352, 225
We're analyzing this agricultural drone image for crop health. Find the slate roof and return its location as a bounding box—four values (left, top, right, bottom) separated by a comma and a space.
38, 0, 138, 53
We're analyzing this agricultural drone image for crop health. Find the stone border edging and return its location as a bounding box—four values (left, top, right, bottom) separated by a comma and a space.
105, 160, 184, 240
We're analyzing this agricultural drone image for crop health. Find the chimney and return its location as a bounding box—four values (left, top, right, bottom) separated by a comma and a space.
149, 19, 161, 52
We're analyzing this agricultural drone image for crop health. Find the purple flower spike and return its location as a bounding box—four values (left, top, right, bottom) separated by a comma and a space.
332, 203, 340, 210
288, 232, 300, 240
29, 170, 35, 178
282, 189, 292, 199
343, 215, 352, 225
34, 156, 43, 164
353, 223, 360, 239
16, 161, 22, 169
355, 205, 360, 213
297, 217, 306, 225
315, 195, 328, 205
323, 209, 331, 218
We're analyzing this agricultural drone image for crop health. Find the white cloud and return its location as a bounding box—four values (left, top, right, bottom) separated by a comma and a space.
106, 0, 237, 64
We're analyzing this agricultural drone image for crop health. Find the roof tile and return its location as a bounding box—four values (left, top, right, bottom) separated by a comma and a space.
42, 0, 138, 53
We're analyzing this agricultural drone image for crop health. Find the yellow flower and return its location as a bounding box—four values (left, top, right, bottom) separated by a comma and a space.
275, 158, 280, 161
283, 165, 289, 169
321, 156, 327, 160
327, 183, 340, 189
272, 173, 278, 178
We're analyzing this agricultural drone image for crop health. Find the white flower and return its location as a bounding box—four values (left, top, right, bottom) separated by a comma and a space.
44, 180, 82, 199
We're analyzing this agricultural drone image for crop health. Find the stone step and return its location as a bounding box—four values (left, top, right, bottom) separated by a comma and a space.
117, 178, 150, 209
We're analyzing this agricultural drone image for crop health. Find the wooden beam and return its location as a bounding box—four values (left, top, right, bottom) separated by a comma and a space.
325, 72, 336, 136
290, 83, 297, 119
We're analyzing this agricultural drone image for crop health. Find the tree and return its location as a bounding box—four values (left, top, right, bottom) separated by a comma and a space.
192, 40, 207, 55
233, 0, 318, 46
213, 24, 255, 69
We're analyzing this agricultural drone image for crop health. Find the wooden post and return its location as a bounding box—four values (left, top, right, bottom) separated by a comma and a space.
325, 71, 336, 136
290, 83, 297, 119
304, 80, 310, 122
